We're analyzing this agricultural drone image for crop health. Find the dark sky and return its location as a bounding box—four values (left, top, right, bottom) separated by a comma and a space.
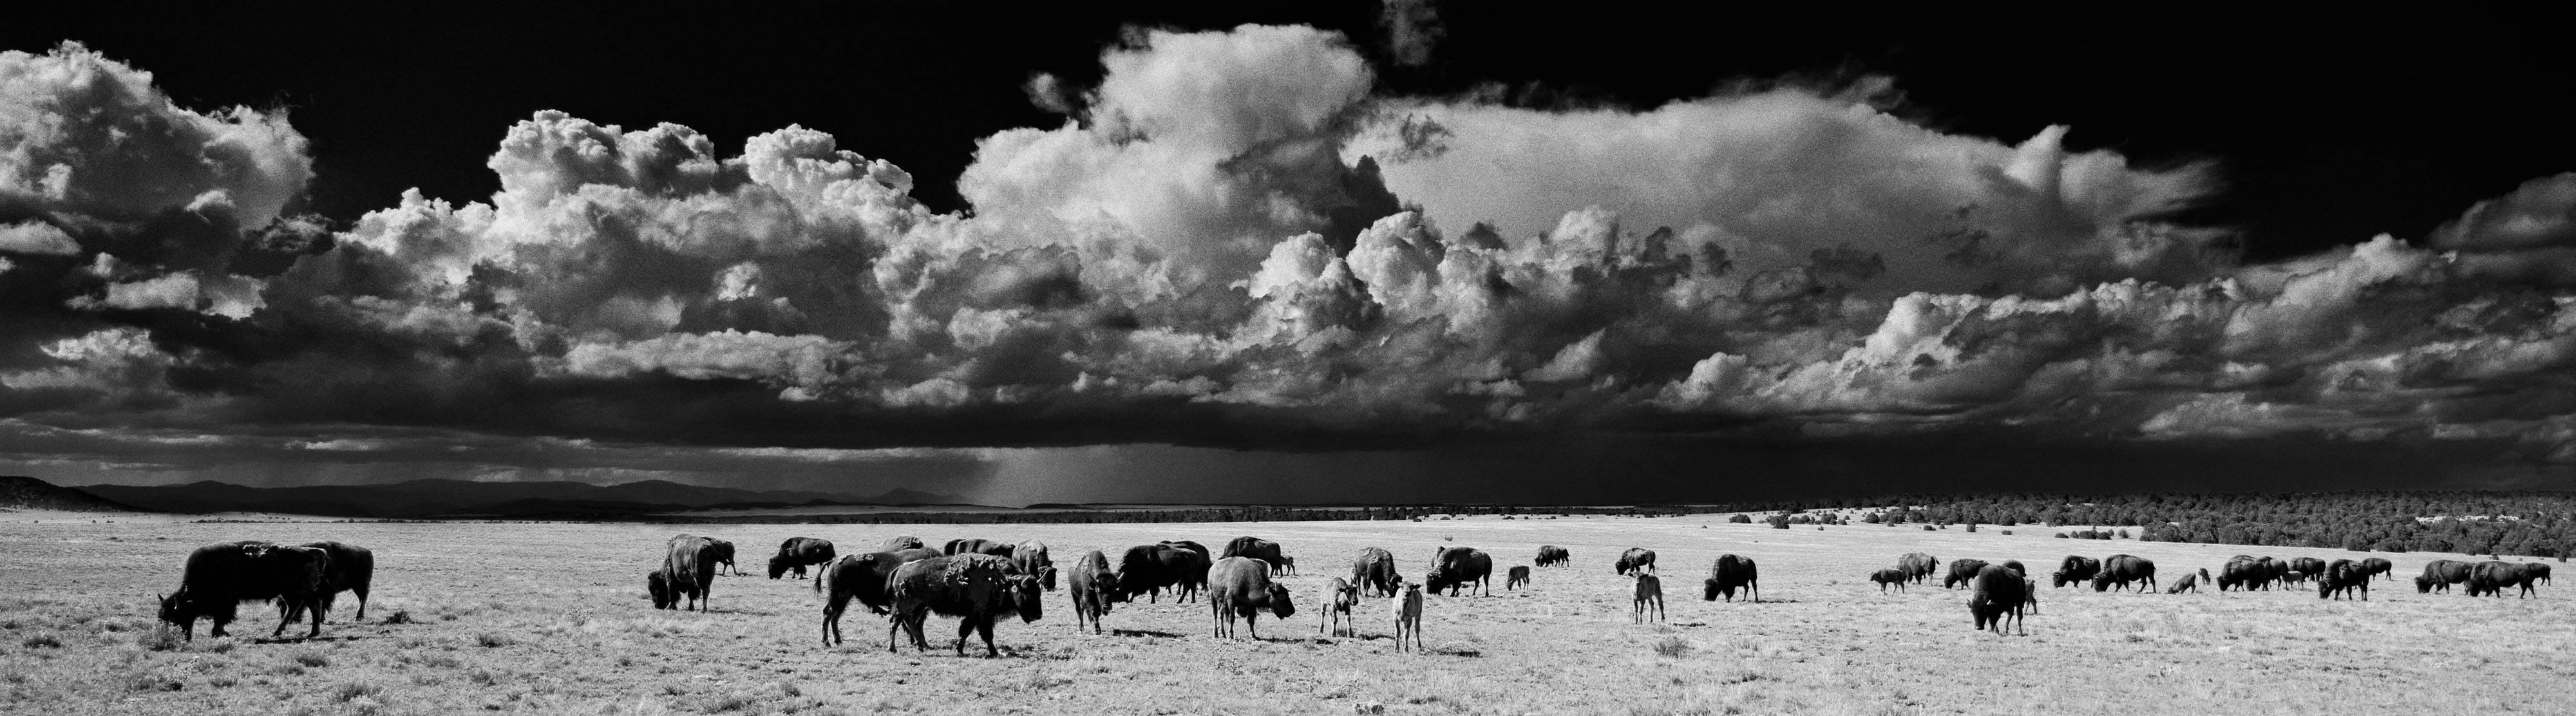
2, 5, 2571, 503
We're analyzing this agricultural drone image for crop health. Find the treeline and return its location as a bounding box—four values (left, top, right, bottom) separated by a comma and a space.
664, 504, 1698, 525
1748, 492, 2576, 559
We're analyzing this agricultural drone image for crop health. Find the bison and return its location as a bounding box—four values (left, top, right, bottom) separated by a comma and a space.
2000, 560, 2026, 578
2418, 560, 2472, 593
283, 541, 374, 624
2468, 561, 2541, 598
943, 538, 1014, 558
1159, 541, 1213, 601
158, 541, 332, 641
1425, 547, 1493, 596
1535, 545, 1571, 567
1221, 536, 1289, 577
886, 554, 1044, 657
1392, 581, 1425, 653
1703, 554, 1760, 603
1633, 573, 1665, 624
1012, 540, 1057, 592
1276, 555, 1298, 576
880, 535, 926, 552
1870, 568, 1909, 593
1354, 547, 1400, 597
2316, 560, 2369, 601
2288, 557, 2326, 584
2051, 555, 2100, 588
817, 547, 943, 646
654, 534, 723, 611
1615, 547, 1658, 576
2359, 557, 2394, 582
1208, 557, 1296, 639
1506, 565, 1531, 590
1900, 552, 1940, 585
2219, 556, 2269, 592
769, 537, 837, 579
2166, 570, 2201, 594
705, 538, 739, 576
1065, 549, 1120, 634
1320, 577, 1360, 637
1115, 544, 1204, 603
1969, 565, 2027, 636
2090, 554, 2156, 593
1942, 559, 1991, 590
2259, 557, 2290, 590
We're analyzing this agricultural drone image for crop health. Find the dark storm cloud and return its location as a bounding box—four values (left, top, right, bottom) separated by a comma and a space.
0, 27, 2571, 493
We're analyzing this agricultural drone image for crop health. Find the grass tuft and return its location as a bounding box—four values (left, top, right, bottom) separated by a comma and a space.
1653, 636, 1692, 657
475, 633, 513, 648
294, 651, 330, 668
336, 681, 385, 702
137, 625, 182, 652
21, 634, 62, 649
382, 610, 413, 625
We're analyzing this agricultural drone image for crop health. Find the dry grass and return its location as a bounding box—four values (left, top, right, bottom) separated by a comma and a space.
1, 516, 2569, 715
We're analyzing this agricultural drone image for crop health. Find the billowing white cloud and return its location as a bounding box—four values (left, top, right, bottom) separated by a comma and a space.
0, 220, 77, 254
0, 42, 311, 230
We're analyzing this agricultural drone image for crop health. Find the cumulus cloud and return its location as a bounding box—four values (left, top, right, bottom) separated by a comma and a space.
1, 23, 2571, 487
1, 42, 311, 230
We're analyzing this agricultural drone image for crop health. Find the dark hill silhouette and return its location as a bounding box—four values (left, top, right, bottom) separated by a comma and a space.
0, 476, 148, 512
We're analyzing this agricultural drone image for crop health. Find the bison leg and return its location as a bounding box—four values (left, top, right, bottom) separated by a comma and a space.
955, 617, 977, 655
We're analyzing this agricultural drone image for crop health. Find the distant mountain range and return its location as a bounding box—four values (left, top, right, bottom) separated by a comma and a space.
0, 476, 147, 512
62, 478, 973, 518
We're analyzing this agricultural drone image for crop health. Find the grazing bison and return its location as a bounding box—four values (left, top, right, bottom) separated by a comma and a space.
1703, 554, 1761, 603
880, 535, 926, 552
769, 537, 837, 579
943, 538, 1014, 558
158, 542, 332, 641
1354, 547, 1400, 597
2527, 563, 2552, 586
1320, 577, 1360, 637
2166, 570, 2201, 594
1615, 547, 1658, 576
706, 538, 741, 576
1208, 557, 1296, 639
1065, 549, 1120, 634
886, 554, 1045, 657
2359, 558, 2394, 582
1159, 541, 1214, 601
2468, 561, 2541, 598
2052, 555, 2101, 588
1115, 544, 1204, 603
2288, 557, 2326, 583
1011, 540, 1057, 591
655, 534, 723, 611
285, 541, 374, 624
1392, 581, 1425, 653
2259, 557, 2290, 590
1942, 559, 1991, 590
2417, 560, 2473, 593
2317, 560, 2369, 601
1969, 565, 2027, 636
1536, 545, 1571, 567
1633, 573, 1665, 624
1870, 568, 1909, 593
1276, 555, 1298, 575
1506, 565, 1531, 590
1221, 536, 1288, 576
2219, 556, 2269, 592
817, 548, 943, 646
1425, 547, 1494, 596
1900, 552, 1940, 585
2091, 554, 2157, 593
2284, 570, 2309, 585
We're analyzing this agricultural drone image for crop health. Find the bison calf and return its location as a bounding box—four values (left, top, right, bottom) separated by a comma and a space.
1506, 565, 1530, 590
1633, 574, 1665, 624
1392, 581, 1425, 653
1870, 569, 1908, 593
1320, 577, 1360, 637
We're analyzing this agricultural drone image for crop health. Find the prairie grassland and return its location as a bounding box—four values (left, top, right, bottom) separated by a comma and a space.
0, 514, 2568, 715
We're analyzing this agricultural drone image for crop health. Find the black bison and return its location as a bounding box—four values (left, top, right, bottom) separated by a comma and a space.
1942, 559, 1991, 590
2316, 559, 2369, 601
158, 541, 332, 641
2467, 561, 2543, 598
652, 534, 723, 611
2051, 555, 2100, 588
1208, 556, 1296, 639
769, 537, 837, 579
2091, 554, 2157, 593
1425, 547, 1493, 596
1276, 556, 1298, 575
1969, 565, 2027, 636
1535, 545, 1571, 567
1011, 540, 1057, 592
2528, 563, 2553, 586
1354, 547, 1400, 597
886, 554, 1044, 657
2000, 560, 2026, 577
1900, 552, 1940, 584
2259, 557, 2290, 589
1506, 565, 1530, 590
1615, 547, 1658, 576
283, 541, 374, 624
706, 538, 739, 576
1870, 568, 1909, 593
1221, 536, 1289, 576
2359, 557, 2394, 581
1065, 549, 1121, 634
2219, 556, 2269, 592
1320, 577, 1360, 637
1703, 554, 1760, 603
880, 535, 926, 552
817, 548, 943, 646
1115, 543, 1205, 603
2288, 557, 2326, 583
943, 538, 1014, 558
2417, 559, 2473, 593
1159, 540, 1214, 601
1633, 573, 1665, 624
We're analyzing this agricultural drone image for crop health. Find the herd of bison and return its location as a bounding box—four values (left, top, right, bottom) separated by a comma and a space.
153, 531, 2554, 656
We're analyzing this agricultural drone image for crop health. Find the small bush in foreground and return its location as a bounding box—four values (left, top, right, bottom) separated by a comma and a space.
1653, 637, 1691, 657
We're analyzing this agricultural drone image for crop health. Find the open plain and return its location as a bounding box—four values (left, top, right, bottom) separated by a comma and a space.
1, 514, 2568, 715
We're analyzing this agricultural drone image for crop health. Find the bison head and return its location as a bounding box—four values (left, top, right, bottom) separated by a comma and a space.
1041, 565, 1059, 592
156, 592, 196, 641
768, 557, 793, 580
1007, 575, 1044, 623
1702, 578, 1722, 601
1264, 584, 1296, 619
2090, 573, 2112, 592
647, 571, 675, 609
1613, 558, 1631, 575
1423, 570, 1452, 594
2415, 575, 2434, 594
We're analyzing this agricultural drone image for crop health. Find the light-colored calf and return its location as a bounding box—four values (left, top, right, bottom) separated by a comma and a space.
1320, 577, 1359, 637
1633, 573, 1664, 624
1392, 581, 1425, 653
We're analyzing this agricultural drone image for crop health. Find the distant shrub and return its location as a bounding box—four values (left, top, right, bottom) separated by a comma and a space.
294, 652, 330, 668
1652, 637, 1692, 657
1728, 514, 1752, 523
2000, 530, 2013, 536
1922, 525, 1935, 531
1965, 523, 1978, 532
21, 634, 61, 649
2056, 532, 2069, 538
475, 633, 512, 648
335, 681, 384, 702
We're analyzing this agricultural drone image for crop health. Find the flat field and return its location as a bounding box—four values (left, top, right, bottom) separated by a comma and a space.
1, 513, 2568, 715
